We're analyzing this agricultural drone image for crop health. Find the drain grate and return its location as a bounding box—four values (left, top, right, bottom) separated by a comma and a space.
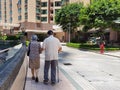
63, 63, 72, 65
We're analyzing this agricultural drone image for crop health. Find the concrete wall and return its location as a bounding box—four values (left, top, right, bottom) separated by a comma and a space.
0, 45, 27, 90
10, 54, 28, 90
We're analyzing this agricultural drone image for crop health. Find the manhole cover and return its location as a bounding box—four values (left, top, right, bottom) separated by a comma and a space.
63, 63, 72, 65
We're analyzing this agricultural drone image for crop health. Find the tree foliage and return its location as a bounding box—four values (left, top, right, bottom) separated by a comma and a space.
55, 3, 84, 32
80, 0, 120, 31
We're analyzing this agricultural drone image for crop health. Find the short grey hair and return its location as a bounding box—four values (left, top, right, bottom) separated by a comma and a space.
31, 35, 38, 41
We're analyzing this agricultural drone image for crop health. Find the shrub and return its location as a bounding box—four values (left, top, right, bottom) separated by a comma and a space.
66, 43, 120, 51
6, 35, 20, 40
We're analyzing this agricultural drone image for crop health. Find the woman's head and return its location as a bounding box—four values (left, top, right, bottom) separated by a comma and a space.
31, 35, 38, 41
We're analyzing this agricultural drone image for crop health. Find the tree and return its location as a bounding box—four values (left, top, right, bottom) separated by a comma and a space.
80, 0, 120, 31
55, 3, 84, 33
80, 0, 120, 41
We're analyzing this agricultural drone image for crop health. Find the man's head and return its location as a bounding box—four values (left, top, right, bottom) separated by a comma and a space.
47, 30, 53, 35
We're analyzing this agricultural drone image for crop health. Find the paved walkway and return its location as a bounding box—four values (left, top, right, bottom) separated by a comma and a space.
104, 51, 120, 57
25, 44, 120, 90
25, 53, 76, 90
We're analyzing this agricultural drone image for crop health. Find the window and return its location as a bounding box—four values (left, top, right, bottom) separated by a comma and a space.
18, 0, 21, 5
25, 15, 27, 19
55, 1, 61, 6
10, 17, 12, 23
25, 8, 27, 12
18, 8, 21, 13
41, 10, 47, 14
25, 0, 27, 3
51, 2, 53, 7
36, 0, 40, 6
18, 15, 21, 20
41, 2, 47, 7
36, 8, 40, 13
50, 10, 53, 14
36, 16, 40, 20
9, 10, 12, 15
41, 17, 47, 22
50, 16, 53, 21
10, 3, 12, 9
10, 0, 12, 2
0, 17, 1, 21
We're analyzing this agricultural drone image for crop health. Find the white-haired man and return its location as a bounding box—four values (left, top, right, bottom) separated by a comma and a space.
42, 30, 62, 85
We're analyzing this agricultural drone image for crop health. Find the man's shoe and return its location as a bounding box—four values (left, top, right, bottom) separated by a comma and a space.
51, 82, 56, 85
43, 80, 49, 85
35, 77, 39, 83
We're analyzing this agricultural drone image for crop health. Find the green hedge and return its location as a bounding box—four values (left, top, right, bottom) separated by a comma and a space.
66, 43, 120, 51
6, 35, 20, 40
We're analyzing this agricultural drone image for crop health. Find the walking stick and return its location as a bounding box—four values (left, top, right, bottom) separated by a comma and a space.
57, 60, 59, 83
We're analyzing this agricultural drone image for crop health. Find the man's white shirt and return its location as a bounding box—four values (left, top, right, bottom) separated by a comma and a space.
42, 35, 62, 61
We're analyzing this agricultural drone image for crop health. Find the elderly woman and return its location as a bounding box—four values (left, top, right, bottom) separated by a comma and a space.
28, 35, 41, 82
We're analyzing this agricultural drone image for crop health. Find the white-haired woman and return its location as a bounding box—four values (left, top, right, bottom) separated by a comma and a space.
28, 35, 41, 82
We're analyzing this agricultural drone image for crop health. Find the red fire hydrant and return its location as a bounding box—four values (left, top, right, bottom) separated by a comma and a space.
100, 42, 105, 54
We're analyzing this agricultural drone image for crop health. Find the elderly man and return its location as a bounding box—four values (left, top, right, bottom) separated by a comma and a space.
42, 30, 62, 85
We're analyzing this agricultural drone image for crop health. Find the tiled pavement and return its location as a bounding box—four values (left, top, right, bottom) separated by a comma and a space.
25, 54, 76, 90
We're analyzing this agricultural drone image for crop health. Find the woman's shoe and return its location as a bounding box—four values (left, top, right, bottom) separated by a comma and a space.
32, 76, 35, 80
35, 77, 39, 82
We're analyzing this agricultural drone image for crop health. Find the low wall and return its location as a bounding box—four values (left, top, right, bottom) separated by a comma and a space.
0, 45, 27, 90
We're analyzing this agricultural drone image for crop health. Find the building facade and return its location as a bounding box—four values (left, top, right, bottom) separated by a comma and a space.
0, 0, 64, 41
17, 0, 62, 31
0, 0, 19, 35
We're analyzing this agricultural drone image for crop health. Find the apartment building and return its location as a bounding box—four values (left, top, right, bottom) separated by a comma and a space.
17, 0, 62, 31
17, 0, 41, 30
0, 0, 64, 41
23, 0, 63, 40
0, 0, 19, 35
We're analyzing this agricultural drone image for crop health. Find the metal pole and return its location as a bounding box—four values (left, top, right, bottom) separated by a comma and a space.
56, 60, 59, 83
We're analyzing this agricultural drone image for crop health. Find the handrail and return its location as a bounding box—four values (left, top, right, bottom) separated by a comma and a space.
0, 48, 11, 53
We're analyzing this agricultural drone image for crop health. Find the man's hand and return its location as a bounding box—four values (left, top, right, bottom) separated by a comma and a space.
58, 47, 62, 53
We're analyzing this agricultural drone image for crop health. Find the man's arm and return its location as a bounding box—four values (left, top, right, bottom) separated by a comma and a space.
58, 47, 62, 53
